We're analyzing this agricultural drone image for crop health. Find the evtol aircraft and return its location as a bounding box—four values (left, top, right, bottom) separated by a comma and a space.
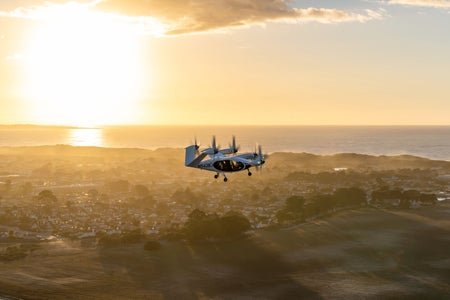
185, 136, 266, 182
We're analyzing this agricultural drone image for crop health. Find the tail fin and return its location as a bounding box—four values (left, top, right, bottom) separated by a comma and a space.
185, 145, 197, 166
185, 145, 207, 168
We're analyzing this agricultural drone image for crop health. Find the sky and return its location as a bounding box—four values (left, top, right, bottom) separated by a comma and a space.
0, 0, 449, 126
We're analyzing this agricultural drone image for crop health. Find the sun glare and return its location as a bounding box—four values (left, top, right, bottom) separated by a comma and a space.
24, 3, 147, 126
69, 128, 104, 147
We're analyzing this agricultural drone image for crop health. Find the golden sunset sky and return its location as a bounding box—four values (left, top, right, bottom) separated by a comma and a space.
0, 0, 449, 126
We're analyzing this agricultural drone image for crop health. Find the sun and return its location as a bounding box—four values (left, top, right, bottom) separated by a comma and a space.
23, 3, 147, 126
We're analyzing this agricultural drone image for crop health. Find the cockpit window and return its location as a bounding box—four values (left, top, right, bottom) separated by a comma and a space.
213, 160, 245, 172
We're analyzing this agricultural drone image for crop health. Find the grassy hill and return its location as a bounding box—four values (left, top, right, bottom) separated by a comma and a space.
1, 204, 449, 299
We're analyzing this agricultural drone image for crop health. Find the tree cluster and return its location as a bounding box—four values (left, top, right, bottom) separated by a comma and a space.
183, 209, 251, 242
285, 171, 367, 186
171, 187, 206, 205
277, 187, 366, 224
0, 244, 39, 261
371, 189, 437, 208
37, 189, 57, 203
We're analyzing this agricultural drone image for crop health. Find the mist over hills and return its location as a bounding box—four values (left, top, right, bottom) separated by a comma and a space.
1, 145, 449, 299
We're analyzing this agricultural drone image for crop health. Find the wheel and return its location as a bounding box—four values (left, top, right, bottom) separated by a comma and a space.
248, 171, 252, 176
224, 177, 228, 182
214, 174, 219, 179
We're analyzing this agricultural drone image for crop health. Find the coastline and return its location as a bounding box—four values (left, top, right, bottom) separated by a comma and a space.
1, 144, 449, 163
1, 125, 449, 160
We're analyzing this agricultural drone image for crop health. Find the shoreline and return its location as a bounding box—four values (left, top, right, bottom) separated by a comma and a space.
0, 144, 449, 163
1, 125, 449, 160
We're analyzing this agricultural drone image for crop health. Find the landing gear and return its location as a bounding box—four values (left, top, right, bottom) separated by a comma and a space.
214, 173, 227, 182
248, 170, 252, 176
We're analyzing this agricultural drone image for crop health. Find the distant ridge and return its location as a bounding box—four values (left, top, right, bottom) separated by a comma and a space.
0, 145, 448, 171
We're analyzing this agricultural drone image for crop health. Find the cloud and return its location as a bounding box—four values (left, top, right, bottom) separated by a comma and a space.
92, 0, 386, 35
0, 1, 92, 20
385, 0, 450, 8
0, 7, 35, 19
0, 1, 386, 36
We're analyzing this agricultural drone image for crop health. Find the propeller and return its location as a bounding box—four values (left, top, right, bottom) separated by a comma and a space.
211, 135, 219, 154
255, 144, 266, 171
201, 136, 220, 155
194, 136, 200, 154
229, 135, 240, 153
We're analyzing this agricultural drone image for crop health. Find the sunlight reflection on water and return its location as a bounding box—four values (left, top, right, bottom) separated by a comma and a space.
68, 128, 103, 147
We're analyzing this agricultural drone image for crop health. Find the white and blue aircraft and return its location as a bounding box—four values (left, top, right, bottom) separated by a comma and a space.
185, 136, 265, 182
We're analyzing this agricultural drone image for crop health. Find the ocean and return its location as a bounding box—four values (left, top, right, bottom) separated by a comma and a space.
0, 125, 449, 160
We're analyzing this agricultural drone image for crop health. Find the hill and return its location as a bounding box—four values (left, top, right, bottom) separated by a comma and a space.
0, 204, 449, 299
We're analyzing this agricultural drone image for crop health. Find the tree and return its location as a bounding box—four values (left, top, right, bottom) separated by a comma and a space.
37, 190, 57, 202
185, 209, 213, 241
184, 209, 251, 242
276, 196, 306, 224
216, 212, 251, 238
311, 194, 335, 214
402, 190, 421, 201
188, 208, 206, 222
334, 187, 366, 207
371, 188, 403, 205
419, 193, 437, 205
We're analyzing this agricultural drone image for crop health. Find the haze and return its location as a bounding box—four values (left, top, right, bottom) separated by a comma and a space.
0, 0, 449, 126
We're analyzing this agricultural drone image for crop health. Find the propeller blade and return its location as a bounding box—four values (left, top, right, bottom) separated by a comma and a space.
229, 135, 239, 153
211, 136, 219, 153
255, 144, 265, 172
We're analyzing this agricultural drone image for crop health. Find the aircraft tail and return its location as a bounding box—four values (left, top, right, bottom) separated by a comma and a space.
185, 145, 206, 168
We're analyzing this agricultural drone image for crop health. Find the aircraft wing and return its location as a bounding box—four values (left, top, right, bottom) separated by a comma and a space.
187, 152, 208, 168
234, 153, 256, 160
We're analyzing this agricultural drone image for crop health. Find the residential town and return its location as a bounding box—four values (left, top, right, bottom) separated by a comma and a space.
1, 146, 449, 242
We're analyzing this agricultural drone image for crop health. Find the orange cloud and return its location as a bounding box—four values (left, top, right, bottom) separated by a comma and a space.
92, 0, 385, 35
0, 1, 386, 36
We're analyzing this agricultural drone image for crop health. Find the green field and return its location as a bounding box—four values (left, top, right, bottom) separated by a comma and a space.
1, 205, 449, 299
